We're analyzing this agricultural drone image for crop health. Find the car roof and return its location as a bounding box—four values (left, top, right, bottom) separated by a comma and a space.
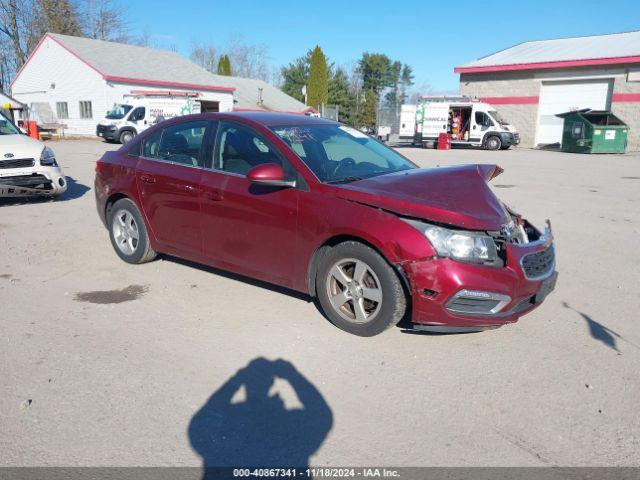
193, 111, 339, 127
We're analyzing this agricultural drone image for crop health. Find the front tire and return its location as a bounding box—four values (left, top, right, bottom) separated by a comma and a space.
316, 242, 406, 336
108, 198, 156, 264
119, 130, 134, 144
485, 135, 502, 150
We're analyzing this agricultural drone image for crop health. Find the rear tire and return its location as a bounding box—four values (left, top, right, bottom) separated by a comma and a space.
108, 198, 156, 264
315, 241, 406, 337
485, 135, 501, 150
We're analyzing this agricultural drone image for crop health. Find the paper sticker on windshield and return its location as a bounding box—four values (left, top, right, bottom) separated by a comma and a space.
339, 126, 368, 138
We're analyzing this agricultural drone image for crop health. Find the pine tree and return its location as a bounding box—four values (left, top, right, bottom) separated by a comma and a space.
307, 45, 328, 111
217, 55, 232, 76
328, 67, 356, 125
280, 52, 311, 103
358, 89, 378, 130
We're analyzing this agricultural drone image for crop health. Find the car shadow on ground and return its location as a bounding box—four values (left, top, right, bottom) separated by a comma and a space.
162, 255, 312, 302
165, 255, 423, 334
0, 176, 90, 207
188, 357, 333, 478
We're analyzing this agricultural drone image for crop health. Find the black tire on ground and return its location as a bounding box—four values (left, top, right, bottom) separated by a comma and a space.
485, 135, 502, 150
500, 144, 511, 150
108, 198, 157, 264
119, 130, 134, 144
315, 241, 406, 337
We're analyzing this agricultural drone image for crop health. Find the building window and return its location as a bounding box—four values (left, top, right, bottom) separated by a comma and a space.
56, 102, 69, 119
79, 101, 93, 119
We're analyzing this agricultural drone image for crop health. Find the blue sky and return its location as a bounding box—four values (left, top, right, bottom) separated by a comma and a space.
128, 0, 640, 92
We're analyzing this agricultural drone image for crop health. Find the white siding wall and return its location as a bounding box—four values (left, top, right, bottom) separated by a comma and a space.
11, 36, 107, 135
11, 36, 235, 136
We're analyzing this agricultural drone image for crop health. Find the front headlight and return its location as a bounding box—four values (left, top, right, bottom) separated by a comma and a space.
403, 219, 499, 264
40, 146, 58, 166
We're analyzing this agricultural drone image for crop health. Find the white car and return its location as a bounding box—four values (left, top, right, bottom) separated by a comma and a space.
0, 112, 67, 197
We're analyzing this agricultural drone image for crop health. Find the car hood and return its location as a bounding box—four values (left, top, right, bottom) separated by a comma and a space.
335, 164, 510, 231
0, 133, 44, 158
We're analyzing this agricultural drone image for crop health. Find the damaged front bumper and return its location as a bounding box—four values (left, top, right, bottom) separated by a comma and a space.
401, 221, 557, 332
0, 169, 67, 197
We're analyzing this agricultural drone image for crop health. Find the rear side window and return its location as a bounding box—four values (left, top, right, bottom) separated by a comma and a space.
142, 129, 162, 158
158, 121, 207, 166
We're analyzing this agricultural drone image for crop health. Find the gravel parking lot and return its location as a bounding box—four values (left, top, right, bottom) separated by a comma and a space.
1, 139, 639, 468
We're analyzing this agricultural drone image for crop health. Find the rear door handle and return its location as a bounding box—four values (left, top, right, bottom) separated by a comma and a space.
139, 174, 156, 184
202, 190, 223, 201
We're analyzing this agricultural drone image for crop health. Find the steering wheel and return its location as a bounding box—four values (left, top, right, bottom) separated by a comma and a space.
331, 157, 356, 178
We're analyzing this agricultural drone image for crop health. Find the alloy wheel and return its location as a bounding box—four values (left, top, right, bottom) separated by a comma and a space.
325, 258, 383, 323
112, 209, 140, 255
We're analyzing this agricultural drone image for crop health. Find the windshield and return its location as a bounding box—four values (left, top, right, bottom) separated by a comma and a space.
105, 104, 133, 120
270, 124, 416, 183
0, 112, 20, 135
489, 110, 509, 126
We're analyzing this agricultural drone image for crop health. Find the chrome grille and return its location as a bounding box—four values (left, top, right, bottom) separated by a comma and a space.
0, 158, 35, 169
521, 246, 555, 280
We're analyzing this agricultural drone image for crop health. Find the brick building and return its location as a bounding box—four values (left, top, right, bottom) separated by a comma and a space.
455, 31, 640, 151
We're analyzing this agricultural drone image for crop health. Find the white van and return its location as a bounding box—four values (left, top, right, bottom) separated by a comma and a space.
96, 95, 202, 144
414, 98, 520, 150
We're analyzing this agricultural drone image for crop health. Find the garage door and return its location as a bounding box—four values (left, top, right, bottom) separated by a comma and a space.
535, 80, 613, 146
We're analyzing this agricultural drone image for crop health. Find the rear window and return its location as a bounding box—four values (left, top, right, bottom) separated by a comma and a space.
158, 121, 207, 166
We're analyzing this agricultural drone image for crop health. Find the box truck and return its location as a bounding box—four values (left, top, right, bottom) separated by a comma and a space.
96, 94, 202, 144
414, 97, 520, 150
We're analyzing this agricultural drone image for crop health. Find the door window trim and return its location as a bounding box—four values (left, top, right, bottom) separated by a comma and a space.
208, 120, 297, 181
136, 120, 213, 170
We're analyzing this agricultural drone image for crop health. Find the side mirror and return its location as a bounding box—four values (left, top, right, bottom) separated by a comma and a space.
247, 163, 295, 188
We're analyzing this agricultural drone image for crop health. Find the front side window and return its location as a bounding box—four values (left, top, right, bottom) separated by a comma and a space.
79, 101, 93, 119
158, 121, 207, 166
270, 124, 415, 183
214, 122, 285, 176
129, 107, 145, 122
56, 102, 69, 120
475, 112, 493, 127
142, 129, 162, 158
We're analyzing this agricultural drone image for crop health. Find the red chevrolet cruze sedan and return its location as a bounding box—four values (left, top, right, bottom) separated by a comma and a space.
95, 112, 557, 336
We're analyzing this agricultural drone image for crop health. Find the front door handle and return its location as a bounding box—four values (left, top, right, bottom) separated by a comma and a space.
203, 190, 223, 201
139, 174, 156, 184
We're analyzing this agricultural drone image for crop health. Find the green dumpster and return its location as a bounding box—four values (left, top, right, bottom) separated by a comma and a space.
556, 109, 629, 154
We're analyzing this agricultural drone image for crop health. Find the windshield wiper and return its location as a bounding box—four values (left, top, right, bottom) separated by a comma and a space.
324, 176, 363, 184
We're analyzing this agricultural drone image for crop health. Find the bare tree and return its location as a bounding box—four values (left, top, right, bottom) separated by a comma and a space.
190, 40, 217, 72
223, 35, 270, 81
129, 27, 150, 47
81, 0, 129, 42
0, 0, 35, 68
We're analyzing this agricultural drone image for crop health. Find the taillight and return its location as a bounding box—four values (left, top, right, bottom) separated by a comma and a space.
95, 158, 104, 174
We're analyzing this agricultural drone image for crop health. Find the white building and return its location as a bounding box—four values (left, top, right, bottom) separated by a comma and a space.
11, 33, 310, 135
